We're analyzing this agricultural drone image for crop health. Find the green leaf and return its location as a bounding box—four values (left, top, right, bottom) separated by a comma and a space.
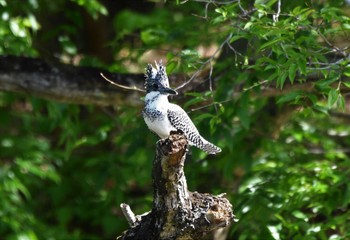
184, 97, 205, 109
230, 35, 245, 43
316, 76, 339, 89
305, 93, 318, 105
185, 92, 205, 97
344, 67, 350, 77
277, 91, 302, 104
193, 113, 214, 122
16, 231, 38, 240
327, 88, 339, 108
212, 15, 226, 24
289, 63, 298, 84
276, 71, 288, 88
337, 94, 345, 111
342, 23, 350, 30
71, 0, 108, 18
244, 22, 253, 30
342, 81, 350, 88
259, 37, 285, 51
297, 57, 307, 75
180, 49, 199, 58
166, 61, 177, 74
313, 104, 329, 114
215, 7, 228, 18
141, 29, 167, 45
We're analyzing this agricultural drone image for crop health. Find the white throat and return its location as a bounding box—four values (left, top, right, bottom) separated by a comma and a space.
145, 91, 170, 107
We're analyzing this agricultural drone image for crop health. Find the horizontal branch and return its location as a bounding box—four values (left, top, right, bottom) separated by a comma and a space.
0, 55, 146, 106
0, 55, 194, 107
1, 55, 347, 107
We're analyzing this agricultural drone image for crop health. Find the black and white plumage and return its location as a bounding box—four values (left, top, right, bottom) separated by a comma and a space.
142, 62, 221, 154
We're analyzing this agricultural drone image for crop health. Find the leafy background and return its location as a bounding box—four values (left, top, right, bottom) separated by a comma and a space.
1, 0, 350, 239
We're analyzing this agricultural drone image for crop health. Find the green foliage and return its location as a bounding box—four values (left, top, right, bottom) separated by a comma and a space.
71, 0, 107, 19
0, 0, 39, 56
1, 0, 350, 239
232, 111, 350, 239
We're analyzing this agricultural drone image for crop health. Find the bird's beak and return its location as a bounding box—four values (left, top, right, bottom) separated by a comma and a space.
161, 87, 178, 95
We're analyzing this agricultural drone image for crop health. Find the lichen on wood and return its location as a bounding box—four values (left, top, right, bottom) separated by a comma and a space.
118, 131, 235, 240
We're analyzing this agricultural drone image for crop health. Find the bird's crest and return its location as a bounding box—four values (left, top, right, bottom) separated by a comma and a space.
145, 61, 170, 91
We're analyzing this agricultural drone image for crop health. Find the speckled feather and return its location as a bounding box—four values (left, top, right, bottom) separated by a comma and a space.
167, 104, 221, 154
143, 62, 221, 154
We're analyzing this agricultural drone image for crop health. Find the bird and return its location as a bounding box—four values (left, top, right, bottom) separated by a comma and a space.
142, 61, 221, 154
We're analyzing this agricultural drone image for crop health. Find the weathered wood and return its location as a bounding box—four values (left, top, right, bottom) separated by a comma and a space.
2, 55, 348, 108
0, 55, 144, 106
118, 131, 234, 240
0, 55, 196, 107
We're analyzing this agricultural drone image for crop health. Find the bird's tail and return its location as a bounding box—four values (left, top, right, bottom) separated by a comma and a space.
201, 140, 222, 154
190, 137, 221, 154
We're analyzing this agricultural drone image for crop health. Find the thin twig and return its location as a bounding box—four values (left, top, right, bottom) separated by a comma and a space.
192, 0, 237, 4
243, 80, 269, 92
192, 1, 211, 19
316, 29, 343, 55
208, 62, 219, 112
100, 72, 145, 93
208, 61, 214, 93
189, 98, 233, 112
306, 57, 347, 70
227, 41, 244, 63
191, 0, 241, 19
273, 0, 281, 22
238, 0, 247, 14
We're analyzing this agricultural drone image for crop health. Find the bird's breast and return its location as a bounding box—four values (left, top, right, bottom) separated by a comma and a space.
143, 94, 176, 139
144, 114, 176, 139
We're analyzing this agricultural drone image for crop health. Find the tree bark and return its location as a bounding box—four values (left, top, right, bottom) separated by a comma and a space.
0, 55, 145, 106
0, 55, 187, 107
1, 55, 347, 108
118, 131, 234, 240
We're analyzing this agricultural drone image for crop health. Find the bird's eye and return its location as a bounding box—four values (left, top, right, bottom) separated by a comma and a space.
152, 83, 158, 89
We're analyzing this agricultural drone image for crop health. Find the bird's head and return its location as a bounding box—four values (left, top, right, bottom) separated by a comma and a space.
145, 61, 178, 95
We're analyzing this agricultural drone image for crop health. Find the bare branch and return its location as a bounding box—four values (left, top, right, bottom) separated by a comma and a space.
273, 0, 281, 22
100, 73, 145, 93
120, 203, 137, 227
0, 56, 144, 106
1, 55, 349, 110
238, 0, 247, 14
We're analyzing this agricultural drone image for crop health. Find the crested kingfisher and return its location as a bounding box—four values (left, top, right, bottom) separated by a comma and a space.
142, 62, 221, 154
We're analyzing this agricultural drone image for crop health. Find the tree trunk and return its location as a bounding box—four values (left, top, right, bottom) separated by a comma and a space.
118, 131, 234, 240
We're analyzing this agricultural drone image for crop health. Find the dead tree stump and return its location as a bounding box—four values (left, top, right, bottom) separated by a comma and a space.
117, 131, 234, 240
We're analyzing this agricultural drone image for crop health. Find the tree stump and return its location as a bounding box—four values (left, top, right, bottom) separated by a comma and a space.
117, 131, 235, 240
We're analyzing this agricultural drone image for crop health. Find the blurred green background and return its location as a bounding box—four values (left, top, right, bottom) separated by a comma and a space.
1, 0, 350, 239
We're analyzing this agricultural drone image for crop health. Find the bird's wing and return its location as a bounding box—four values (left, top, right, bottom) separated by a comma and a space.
167, 104, 200, 141
167, 104, 221, 154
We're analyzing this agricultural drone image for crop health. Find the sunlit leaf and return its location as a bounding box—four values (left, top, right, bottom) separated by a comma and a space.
327, 88, 338, 108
